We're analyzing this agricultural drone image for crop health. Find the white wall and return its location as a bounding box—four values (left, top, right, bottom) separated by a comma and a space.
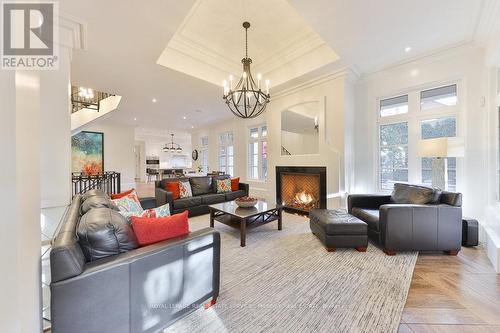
40, 47, 72, 208
82, 121, 136, 190
192, 70, 354, 208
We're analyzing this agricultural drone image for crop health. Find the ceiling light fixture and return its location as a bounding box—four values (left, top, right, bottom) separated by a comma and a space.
405, 46, 411, 53
222, 22, 270, 119
152, 98, 157, 103
183, 116, 187, 120
163, 133, 182, 154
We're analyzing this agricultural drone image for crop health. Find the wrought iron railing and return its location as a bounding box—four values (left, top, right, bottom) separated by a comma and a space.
71, 172, 121, 196
71, 86, 115, 113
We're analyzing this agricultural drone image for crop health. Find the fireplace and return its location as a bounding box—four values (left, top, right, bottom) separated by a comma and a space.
276, 166, 327, 215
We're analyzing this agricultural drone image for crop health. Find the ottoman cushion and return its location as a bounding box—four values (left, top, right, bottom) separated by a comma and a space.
310, 209, 367, 235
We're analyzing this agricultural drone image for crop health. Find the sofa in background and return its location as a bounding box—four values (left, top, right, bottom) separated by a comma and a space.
348, 183, 463, 255
50, 193, 221, 333
155, 175, 249, 216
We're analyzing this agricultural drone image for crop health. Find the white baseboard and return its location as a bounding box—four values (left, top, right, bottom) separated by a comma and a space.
484, 226, 500, 273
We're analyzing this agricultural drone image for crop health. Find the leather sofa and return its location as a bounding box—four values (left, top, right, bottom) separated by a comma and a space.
155, 175, 249, 216
50, 194, 221, 333
347, 183, 463, 255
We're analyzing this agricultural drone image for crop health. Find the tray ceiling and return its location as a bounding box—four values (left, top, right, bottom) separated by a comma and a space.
157, 0, 339, 87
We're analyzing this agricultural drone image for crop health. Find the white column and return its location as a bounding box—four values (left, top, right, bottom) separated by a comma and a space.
40, 46, 72, 208
0, 70, 42, 333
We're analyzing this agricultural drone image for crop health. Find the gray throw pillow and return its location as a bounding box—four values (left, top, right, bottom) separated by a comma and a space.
391, 183, 437, 205
77, 208, 138, 262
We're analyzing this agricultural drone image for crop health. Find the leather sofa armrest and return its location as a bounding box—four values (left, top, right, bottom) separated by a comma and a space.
155, 187, 173, 208
347, 194, 391, 213
379, 204, 462, 251
239, 182, 249, 196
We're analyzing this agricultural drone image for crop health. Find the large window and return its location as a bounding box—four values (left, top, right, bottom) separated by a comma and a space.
420, 117, 457, 191
248, 125, 267, 181
380, 122, 408, 190
378, 83, 460, 191
218, 132, 234, 176
200, 136, 208, 173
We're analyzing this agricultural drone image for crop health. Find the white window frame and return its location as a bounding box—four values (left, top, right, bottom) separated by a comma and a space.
247, 125, 267, 181
377, 81, 462, 191
200, 136, 209, 173
218, 131, 234, 176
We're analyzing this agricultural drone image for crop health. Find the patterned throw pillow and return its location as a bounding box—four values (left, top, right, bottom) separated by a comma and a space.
112, 190, 143, 214
179, 181, 192, 198
216, 178, 232, 193
120, 203, 170, 224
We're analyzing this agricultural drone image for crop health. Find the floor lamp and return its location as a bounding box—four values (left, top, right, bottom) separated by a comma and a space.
418, 137, 464, 190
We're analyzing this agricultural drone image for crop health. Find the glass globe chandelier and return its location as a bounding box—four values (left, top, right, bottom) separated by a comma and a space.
222, 22, 270, 119
163, 134, 182, 153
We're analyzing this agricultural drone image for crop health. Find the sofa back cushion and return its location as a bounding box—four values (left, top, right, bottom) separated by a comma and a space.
440, 191, 463, 207
77, 208, 138, 262
80, 195, 119, 215
391, 183, 439, 205
189, 176, 213, 196
81, 189, 109, 202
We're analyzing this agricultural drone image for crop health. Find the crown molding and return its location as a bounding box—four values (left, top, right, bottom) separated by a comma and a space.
358, 41, 481, 83
272, 66, 354, 100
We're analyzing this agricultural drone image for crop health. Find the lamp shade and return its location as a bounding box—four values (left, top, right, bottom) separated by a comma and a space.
417, 137, 464, 158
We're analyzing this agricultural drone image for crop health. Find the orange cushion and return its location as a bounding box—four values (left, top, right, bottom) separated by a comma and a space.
231, 177, 240, 191
110, 188, 134, 200
165, 182, 180, 200
131, 211, 189, 246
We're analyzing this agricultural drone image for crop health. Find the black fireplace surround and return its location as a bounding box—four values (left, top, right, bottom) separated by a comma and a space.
276, 166, 327, 215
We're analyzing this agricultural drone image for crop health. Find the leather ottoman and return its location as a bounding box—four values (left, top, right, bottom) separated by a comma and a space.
309, 209, 368, 252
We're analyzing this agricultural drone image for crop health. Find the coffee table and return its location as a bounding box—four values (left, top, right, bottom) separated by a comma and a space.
209, 201, 283, 247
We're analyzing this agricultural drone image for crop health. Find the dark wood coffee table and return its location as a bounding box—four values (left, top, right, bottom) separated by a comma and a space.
209, 201, 283, 247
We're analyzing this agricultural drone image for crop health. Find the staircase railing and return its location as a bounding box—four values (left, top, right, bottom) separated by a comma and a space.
71, 171, 121, 196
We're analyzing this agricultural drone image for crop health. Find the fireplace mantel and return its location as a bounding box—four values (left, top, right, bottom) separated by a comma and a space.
276, 166, 327, 215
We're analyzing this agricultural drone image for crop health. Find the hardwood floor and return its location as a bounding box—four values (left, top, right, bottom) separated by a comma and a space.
133, 181, 500, 333
399, 247, 500, 333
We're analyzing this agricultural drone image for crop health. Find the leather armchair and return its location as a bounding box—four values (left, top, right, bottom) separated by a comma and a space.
50, 195, 221, 333
348, 184, 463, 255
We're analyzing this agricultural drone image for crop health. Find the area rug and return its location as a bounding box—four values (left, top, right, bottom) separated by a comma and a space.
166, 212, 417, 333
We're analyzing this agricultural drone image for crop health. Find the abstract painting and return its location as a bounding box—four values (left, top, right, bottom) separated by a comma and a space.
71, 131, 104, 175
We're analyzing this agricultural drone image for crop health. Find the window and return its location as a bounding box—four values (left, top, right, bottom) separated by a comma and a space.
378, 82, 460, 191
420, 84, 457, 111
380, 122, 408, 190
248, 125, 268, 181
380, 95, 408, 117
218, 132, 234, 176
200, 136, 208, 173
420, 117, 457, 191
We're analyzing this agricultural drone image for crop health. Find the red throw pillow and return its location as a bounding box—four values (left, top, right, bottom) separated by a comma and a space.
131, 211, 189, 246
231, 177, 240, 191
165, 182, 180, 200
111, 188, 134, 200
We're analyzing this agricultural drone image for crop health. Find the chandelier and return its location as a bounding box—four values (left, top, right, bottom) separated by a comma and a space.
222, 22, 270, 119
163, 134, 182, 153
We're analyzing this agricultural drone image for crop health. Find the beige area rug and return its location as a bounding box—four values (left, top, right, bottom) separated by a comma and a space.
166, 212, 417, 333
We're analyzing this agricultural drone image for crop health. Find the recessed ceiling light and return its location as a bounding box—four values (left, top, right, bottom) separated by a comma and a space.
191, 126, 194, 129
405, 47, 411, 53
152, 98, 157, 103
133, 117, 137, 121
183, 116, 187, 120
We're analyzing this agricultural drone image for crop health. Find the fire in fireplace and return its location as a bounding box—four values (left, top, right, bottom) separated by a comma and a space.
276, 166, 326, 215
